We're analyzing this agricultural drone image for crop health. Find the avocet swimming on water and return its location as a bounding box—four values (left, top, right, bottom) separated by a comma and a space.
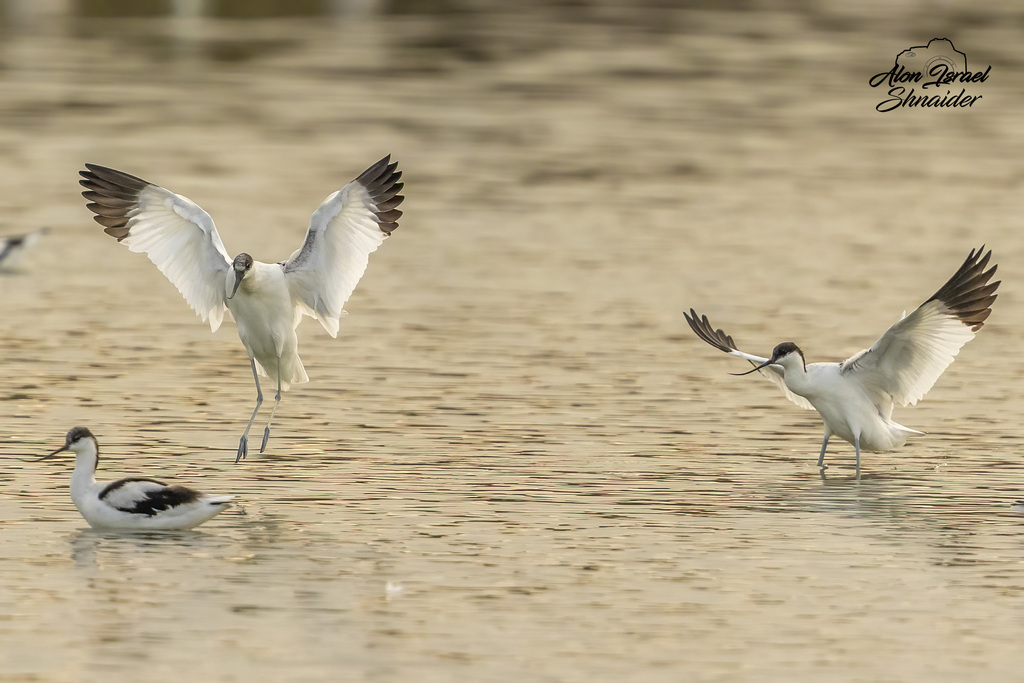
79, 156, 404, 462
41, 427, 233, 530
685, 246, 999, 477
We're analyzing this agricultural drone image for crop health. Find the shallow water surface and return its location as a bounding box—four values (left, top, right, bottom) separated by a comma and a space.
3, 3, 1024, 682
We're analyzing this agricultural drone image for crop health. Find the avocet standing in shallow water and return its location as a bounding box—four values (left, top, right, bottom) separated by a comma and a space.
685, 246, 1000, 477
79, 156, 404, 462
42, 427, 233, 530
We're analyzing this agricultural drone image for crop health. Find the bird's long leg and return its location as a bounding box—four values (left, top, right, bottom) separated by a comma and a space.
816, 426, 832, 469
854, 434, 861, 481
260, 358, 282, 453
236, 356, 264, 463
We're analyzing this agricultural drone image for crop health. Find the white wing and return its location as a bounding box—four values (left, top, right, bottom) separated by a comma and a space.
684, 309, 815, 410
80, 164, 233, 331
284, 155, 404, 337
840, 247, 999, 407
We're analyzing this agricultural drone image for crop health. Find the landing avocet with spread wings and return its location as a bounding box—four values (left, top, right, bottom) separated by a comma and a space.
685, 247, 999, 477
80, 156, 404, 462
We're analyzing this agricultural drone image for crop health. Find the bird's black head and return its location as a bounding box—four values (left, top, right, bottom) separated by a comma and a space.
65, 426, 95, 446
770, 342, 805, 369
233, 253, 253, 273
228, 253, 254, 299
39, 426, 97, 462
731, 341, 806, 376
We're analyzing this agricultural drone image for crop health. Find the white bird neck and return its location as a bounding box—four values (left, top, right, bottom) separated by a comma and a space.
69, 440, 100, 497
776, 355, 810, 390
228, 259, 276, 297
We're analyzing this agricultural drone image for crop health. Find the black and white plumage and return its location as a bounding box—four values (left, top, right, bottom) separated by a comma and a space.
79, 156, 404, 462
685, 246, 1000, 477
41, 427, 233, 530
0, 227, 49, 270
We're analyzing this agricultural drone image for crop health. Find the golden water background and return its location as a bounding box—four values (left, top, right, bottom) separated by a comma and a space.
3, 2, 1024, 681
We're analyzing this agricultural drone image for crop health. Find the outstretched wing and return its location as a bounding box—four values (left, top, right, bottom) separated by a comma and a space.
284, 155, 404, 338
80, 164, 233, 331
840, 246, 999, 407
684, 309, 815, 410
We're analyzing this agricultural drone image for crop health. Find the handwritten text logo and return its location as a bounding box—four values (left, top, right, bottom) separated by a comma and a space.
868, 38, 989, 112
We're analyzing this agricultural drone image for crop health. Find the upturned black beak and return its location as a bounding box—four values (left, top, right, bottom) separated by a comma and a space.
227, 268, 244, 299
37, 443, 70, 461
731, 358, 774, 376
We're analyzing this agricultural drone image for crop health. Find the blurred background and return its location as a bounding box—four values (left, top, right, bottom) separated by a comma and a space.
3, 2, 1024, 682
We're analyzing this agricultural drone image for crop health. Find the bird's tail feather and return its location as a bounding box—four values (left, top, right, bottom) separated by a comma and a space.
253, 356, 309, 391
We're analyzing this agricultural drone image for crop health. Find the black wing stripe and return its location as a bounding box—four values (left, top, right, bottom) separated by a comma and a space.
98, 477, 166, 500
122, 486, 201, 516
101, 479, 203, 517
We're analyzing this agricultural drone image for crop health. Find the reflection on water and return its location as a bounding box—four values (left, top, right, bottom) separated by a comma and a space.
4, 0, 1024, 681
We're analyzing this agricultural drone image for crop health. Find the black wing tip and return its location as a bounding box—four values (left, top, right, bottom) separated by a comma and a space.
354, 154, 394, 184
80, 163, 151, 238
91, 213, 129, 231
80, 162, 104, 177
927, 245, 1000, 331
81, 163, 150, 186
81, 162, 119, 179
103, 225, 132, 240
354, 154, 406, 235
684, 308, 738, 354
